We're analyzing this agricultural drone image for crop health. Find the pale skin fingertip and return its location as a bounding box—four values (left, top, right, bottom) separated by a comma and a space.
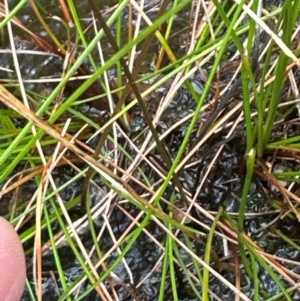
0, 216, 26, 301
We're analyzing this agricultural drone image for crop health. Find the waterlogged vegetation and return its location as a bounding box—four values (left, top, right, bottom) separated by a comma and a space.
1, 0, 300, 300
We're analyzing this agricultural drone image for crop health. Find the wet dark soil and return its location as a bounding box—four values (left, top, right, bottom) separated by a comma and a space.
1, 1, 300, 301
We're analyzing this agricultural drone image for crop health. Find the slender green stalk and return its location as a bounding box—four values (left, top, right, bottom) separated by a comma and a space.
168, 227, 178, 301
159, 239, 169, 301
238, 148, 256, 280
202, 207, 223, 301
173, 242, 202, 299
274, 229, 300, 252
0, 0, 28, 29
183, 234, 203, 290
249, 246, 292, 301
241, 55, 254, 153
249, 251, 259, 301
25, 279, 36, 301
44, 205, 72, 301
